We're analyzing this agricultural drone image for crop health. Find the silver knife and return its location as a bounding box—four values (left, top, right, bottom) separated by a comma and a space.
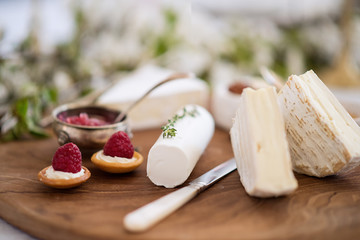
123, 158, 237, 232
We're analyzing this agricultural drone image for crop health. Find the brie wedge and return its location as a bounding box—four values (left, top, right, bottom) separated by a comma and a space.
230, 87, 298, 198
147, 105, 215, 188
278, 70, 360, 177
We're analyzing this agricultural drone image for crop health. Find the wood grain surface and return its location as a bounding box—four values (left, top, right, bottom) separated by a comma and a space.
1, 128, 360, 240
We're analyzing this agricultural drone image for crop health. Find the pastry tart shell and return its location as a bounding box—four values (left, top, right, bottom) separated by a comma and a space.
38, 166, 91, 189
91, 151, 143, 173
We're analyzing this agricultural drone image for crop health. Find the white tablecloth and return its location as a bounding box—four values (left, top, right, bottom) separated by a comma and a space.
0, 218, 36, 240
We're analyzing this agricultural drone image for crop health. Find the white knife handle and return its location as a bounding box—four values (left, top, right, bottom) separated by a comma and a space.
123, 185, 200, 232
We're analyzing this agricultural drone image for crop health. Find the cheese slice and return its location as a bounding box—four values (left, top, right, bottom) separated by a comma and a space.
147, 105, 215, 188
230, 87, 298, 198
278, 70, 360, 177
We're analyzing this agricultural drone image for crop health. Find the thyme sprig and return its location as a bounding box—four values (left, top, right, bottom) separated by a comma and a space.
161, 107, 198, 138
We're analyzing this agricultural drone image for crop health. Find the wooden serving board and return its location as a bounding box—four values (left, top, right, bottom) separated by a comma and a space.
1, 128, 360, 240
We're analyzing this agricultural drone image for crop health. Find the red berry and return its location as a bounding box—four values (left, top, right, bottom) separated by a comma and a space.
52, 143, 82, 173
103, 131, 134, 158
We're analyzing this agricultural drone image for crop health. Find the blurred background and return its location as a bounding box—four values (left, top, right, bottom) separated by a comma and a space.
0, 0, 360, 141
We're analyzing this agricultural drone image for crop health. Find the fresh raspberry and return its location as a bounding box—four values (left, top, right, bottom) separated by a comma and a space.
103, 131, 134, 158
52, 142, 82, 173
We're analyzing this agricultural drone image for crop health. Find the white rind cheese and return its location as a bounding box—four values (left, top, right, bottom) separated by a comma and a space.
212, 78, 270, 131
147, 105, 215, 188
278, 70, 360, 177
230, 87, 298, 198
97, 65, 209, 130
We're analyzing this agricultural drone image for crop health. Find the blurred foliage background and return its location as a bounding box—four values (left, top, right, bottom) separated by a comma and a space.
0, 0, 359, 141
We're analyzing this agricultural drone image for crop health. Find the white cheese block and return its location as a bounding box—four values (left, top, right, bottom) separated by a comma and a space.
97, 65, 209, 130
147, 105, 215, 188
278, 70, 360, 177
230, 87, 298, 198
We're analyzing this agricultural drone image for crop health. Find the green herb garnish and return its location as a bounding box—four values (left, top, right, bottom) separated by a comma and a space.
161, 107, 198, 138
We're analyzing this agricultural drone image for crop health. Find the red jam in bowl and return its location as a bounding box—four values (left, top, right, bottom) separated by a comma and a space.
59, 113, 111, 126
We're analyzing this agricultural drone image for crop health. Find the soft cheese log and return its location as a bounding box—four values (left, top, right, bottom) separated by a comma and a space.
147, 105, 215, 188
278, 70, 360, 177
230, 87, 298, 198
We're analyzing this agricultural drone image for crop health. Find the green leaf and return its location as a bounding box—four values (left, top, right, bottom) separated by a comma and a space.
1, 95, 49, 141
41, 87, 58, 104
14, 98, 29, 122
161, 107, 198, 139
27, 120, 48, 137
164, 9, 177, 29
152, 8, 179, 57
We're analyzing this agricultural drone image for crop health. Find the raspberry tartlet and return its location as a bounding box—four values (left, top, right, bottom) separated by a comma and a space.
91, 131, 143, 173
38, 143, 91, 189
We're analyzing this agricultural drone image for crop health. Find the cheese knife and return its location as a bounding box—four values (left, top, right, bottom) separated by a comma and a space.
123, 158, 237, 232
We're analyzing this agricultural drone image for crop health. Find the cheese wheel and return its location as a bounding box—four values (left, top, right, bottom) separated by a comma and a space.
97, 65, 209, 130
212, 78, 270, 131
147, 105, 215, 188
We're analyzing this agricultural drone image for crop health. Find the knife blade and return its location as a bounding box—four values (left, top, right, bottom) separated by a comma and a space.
123, 158, 237, 232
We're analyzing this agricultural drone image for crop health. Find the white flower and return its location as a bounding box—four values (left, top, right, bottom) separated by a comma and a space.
182, 11, 227, 54
83, 32, 144, 69
209, 60, 243, 87
53, 70, 72, 90
302, 20, 342, 59
161, 45, 212, 76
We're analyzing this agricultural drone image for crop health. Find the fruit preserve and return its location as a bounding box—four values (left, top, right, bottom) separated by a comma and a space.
58, 113, 111, 126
